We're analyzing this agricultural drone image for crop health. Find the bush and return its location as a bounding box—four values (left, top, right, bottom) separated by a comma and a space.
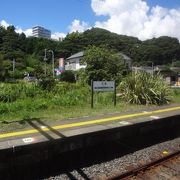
23, 83, 40, 98
59, 70, 76, 83
38, 78, 56, 91
118, 72, 172, 105
51, 84, 90, 106
0, 83, 21, 102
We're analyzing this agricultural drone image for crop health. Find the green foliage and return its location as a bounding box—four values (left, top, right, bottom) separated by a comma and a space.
132, 36, 180, 65
83, 28, 140, 52
0, 82, 41, 102
38, 78, 56, 91
0, 83, 21, 102
59, 70, 76, 83
172, 61, 180, 67
0, 82, 91, 117
0, 54, 5, 81
118, 72, 172, 105
95, 92, 114, 105
0, 25, 180, 82
76, 68, 88, 85
51, 88, 88, 106
173, 88, 180, 96
81, 46, 127, 84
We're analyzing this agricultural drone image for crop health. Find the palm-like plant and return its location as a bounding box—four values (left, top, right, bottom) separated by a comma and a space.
119, 72, 172, 105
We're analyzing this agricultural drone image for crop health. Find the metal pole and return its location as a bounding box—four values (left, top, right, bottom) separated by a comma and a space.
114, 81, 116, 107
52, 51, 55, 78
91, 80, 94, 109
49, 50, 55, 78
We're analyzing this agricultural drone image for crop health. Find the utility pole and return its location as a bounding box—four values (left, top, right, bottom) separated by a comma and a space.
44, 49, 47, 77
48, 50, 55, 78
12, 58, 15, 78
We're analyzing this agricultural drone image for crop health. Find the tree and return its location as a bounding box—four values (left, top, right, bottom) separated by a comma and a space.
59, 70, 76, 83
132, 36, 180, 65
0, 54, 5, 80
60, 32, 86, 58
83, 28, 140, 52
81, 46, 128, 84
0, 24, 180, 81
132, 44, 163, 65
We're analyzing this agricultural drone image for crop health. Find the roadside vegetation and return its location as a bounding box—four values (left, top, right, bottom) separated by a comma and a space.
0, 81, 142, 132
118, 72, 173, 105
0, 73, 180, 132
0, 26, 180, 80
0, 25, 180, 132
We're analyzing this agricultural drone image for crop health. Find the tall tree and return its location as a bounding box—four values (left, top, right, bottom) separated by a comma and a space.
0, 54, 4, 80
81, 46, 128, 84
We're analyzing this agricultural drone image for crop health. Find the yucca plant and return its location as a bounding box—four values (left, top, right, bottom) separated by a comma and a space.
118, 72, 172, 105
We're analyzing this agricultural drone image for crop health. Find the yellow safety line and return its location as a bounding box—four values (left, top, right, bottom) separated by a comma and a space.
0, 106, 180, 139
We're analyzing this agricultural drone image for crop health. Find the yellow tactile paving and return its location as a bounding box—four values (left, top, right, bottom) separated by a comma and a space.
0, 106, 180, 139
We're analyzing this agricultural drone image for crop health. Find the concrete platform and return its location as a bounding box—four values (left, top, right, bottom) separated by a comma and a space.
0, 104, 180, 172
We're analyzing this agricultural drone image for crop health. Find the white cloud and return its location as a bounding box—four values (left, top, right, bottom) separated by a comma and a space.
15, 27, 32, 37
23, 28, 33, 37
0, 19, 67, 40
0, 19, 33, 37
91, 0, 180, 40
69, 19, 90, 33
51, 32, 66, 40
0, 20, 10, 28
15, 27, 33, 37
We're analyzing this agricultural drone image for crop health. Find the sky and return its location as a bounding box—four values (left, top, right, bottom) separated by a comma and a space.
1, 0, 180, 40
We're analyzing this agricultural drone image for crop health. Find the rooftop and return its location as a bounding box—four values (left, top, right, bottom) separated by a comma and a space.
67, 51, 84, 60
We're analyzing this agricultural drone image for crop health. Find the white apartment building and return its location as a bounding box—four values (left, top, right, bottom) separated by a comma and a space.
32, 26, 51, 39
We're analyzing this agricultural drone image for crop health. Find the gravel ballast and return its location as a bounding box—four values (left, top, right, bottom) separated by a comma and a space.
44, 137, 180, 180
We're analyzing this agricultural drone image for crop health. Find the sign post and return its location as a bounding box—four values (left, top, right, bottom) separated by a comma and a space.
114, 80, 116, 107
91, 81, 116, 108
91, 80, 94, 109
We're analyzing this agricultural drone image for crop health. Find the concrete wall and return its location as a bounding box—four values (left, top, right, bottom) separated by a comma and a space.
0, 114, 180, 175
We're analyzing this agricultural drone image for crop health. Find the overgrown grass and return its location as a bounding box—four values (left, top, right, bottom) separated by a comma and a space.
0, 81, 144, 132
0, 80, 179, 133
172, 88, 180, 103
0, 101, 145, 133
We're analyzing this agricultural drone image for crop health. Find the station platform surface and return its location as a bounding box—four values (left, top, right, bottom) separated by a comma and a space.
0, 104, 180, 152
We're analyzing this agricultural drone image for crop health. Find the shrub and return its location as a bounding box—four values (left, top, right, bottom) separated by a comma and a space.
174, 88, 180, 95
0, 83, 21, 102
23, 83, 40, 98
51, 85, 90, 106
118, 72, 172, 105
38, 78, 56, 91
95, 92, 114, 105
59, 70, 76, 83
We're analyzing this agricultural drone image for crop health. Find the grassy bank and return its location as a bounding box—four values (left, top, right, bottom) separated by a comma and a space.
0, 82, 179, 132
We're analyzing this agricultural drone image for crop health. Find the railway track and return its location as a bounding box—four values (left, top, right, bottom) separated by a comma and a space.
105, 150, 180, 180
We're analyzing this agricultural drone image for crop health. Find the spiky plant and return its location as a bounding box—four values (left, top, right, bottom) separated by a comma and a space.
118, 72, 172, 105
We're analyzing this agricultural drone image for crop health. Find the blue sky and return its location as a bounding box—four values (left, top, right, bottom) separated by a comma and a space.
1, 0, 180, 40
146, 0, 180, 9
1, 0, 96, 32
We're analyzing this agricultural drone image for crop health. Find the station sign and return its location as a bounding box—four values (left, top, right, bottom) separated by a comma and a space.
93, 81, 115, 92
91, 80, 116, 108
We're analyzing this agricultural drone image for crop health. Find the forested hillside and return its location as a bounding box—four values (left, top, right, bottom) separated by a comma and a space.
0, 25, 180, 80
